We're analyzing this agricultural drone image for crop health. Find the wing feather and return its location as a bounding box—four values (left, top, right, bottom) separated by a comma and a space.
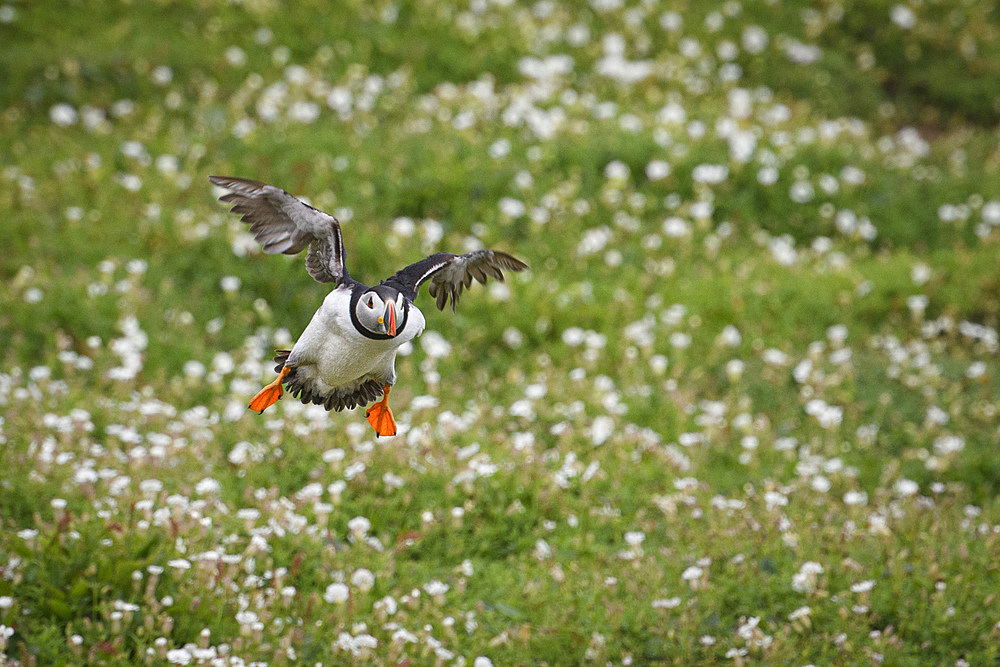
210, 176, 347, 284
387, 249, 528, 313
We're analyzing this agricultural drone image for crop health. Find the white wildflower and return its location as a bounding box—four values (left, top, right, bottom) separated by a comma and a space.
324, 583, 350, 603
50, 103, 79, 126
890, 5, 916, 29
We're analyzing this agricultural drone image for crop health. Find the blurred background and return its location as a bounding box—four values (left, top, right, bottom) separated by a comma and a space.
2, 0, 1000, 664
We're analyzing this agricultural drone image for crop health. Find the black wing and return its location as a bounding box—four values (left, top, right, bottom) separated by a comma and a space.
386, 250, 529, 313
209, 176, 348, 284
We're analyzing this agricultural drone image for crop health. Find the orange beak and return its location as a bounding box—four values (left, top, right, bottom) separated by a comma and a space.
384, 302, 397, 337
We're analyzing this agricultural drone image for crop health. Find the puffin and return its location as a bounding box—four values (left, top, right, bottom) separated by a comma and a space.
210, 176, 528, 437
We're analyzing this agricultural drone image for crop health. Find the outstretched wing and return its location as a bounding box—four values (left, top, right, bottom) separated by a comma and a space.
209, 176, 347, 284
386, 250, 529, 313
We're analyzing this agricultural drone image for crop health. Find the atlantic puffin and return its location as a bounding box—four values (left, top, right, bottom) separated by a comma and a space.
210, 176, 528, 437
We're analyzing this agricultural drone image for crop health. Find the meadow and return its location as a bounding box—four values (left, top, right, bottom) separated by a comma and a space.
2, 0, 1000, 664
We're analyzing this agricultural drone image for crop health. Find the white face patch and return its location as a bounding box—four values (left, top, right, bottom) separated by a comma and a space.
355, 291, 387, 334
354, 289, 406, 337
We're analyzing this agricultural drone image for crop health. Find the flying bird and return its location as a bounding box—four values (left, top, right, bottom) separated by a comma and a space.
210, 176, 528, 437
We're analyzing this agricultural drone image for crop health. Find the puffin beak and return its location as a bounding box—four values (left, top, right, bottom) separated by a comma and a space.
384, 302, 397, 337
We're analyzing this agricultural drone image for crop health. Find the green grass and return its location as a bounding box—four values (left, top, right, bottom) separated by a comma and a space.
3, 0, 1000, 664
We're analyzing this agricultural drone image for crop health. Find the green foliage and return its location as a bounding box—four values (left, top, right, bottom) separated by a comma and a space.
3, 0, 1000, 664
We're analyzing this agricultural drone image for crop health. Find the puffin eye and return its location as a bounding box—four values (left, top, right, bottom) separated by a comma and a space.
366, 297, 374, 309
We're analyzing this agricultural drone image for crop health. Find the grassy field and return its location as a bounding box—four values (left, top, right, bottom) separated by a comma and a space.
2, 0, 1000, 664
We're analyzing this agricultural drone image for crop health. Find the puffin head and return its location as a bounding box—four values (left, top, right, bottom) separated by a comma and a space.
355, 285, 405, 337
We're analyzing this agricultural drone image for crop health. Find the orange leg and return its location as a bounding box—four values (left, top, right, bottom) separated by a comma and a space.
248, 366, 291, 414
365, 385, 397, 437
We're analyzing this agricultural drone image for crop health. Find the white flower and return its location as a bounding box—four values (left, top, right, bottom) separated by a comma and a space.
840, 165, 866, 185
670, 332, 691, 349
151, 65, 174, 85
725, 358, 745, 379
790, 181, 815, 203
785, 40, 822, 64
517, 54, 574, 80
933, 434, 965, 455
659, 10, 682, 30
851, 579, 876, 593
423, 580, 450, 596
324, 583, 350, 603
926, 405, 949, 425
967, 361, 987, 379
762, 348, 788, 365
652, 596, 682, 609
657, 102, 686, 125
420, 331, 452, 358
741, 25, 769, 54
79, 105, 107, 132
194, 477, 220, 495
111, 99, 135, 118
757, 166, 779, 186
590, 415, 614, 446
595, 55, 653, 84
183, 360, 206, 378
768, 237, 798, 266
662, 216, 690, 238
910, 263, 931, 286
50, 103, 79, 126
624, 531, 645, 547
788, 605, 811, 621
503, 327, 523, 349
348, 516, 371, 536
727, 88, 753, 119
509, 399, 535, 419
691, 164, 728, 184
719, 325, 742, 347
728, 130, 757, 164
687, 120, 707, 139
604, 160, 630, 180
982, 201, 1000, 225
220, 276, 241, 292
577, 226, 612, 256
646, 160, 671, 180
890, 5, 916, 29
843, 490, 868, 506
376, 595, 398, 616
166, 648, 192, 665
498, 197, 525, 217
764, 491, 787, 510
225, 46, 247, 66
118, 173, 142, 191
792, 561, 824, 593
938, 204, 960, 222
350, 568, 376, 592
155, 154, 179, 174
811, 476, 831, 493
392, 217, 416, 237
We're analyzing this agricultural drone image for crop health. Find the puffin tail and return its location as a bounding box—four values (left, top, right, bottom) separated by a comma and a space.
273, 349, 292, 373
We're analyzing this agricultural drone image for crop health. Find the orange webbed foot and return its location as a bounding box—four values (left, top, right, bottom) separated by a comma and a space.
365, 386, 397, 437
249, 366, 290, 414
